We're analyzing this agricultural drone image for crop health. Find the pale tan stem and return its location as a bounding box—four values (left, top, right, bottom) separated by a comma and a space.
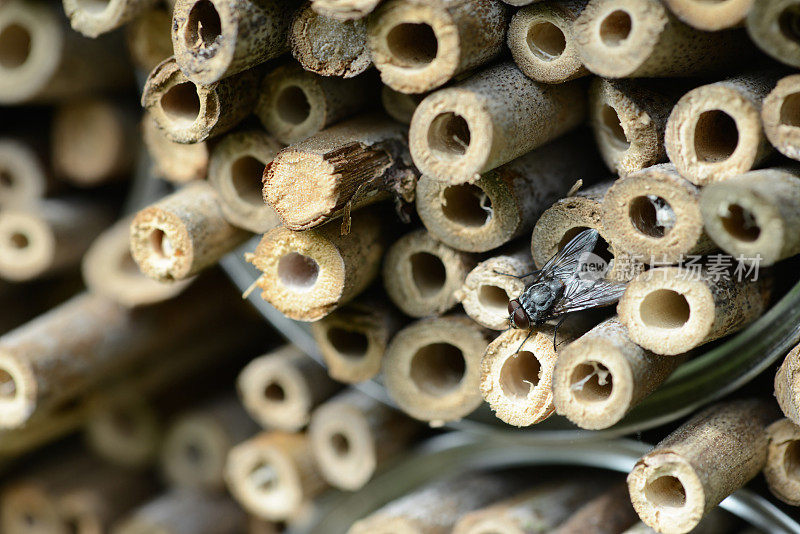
142, 56, 259, 143
764, 418, 800, 506
409, 62, 586, 183
700, 168, 800, 267
290, 3, 372, 77
142, 112, 209, 184
662, 0, 754, 30
171, 0, 296, 84
237, 345, 341, 431
126, 7, 173, 73
627, 400, 777, 534
130, 182, 250, 282
763, 74, 800, 161
746, 0, 800, 68
367, 0, 508, 93
775, 342, 800, 425
383, 229, 477, 318
225, 431, 328, 522
552, 484, 639, 534
383, 315, 491, 426
417, 133, 601, 252
309, 390, 421, 490
311, 0, 381, 20
208, 130, 282, 233
246, 210, 384, 321
0, 139, 49, 208
63, 0, 158, 37
552, 317, 684, 430
113, 491, 248, 534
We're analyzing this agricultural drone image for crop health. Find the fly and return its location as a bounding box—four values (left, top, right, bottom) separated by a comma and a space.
503, 228, 628, 349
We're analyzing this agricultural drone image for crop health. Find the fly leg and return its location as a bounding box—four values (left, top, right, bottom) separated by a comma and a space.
493, 270, 540, 280
516, 328, 533, 354
552, 315, 569, 351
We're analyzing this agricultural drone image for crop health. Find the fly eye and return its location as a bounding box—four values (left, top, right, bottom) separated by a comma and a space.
513, 308, 529, 330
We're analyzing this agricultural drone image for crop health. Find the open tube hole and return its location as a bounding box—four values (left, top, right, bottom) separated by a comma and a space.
441, 184, 491, 227
601, 105, 629, 149
410, 251, 447, 298
249, 460, 278, 493
110, 409, 139, 437
527, 21, 566, 61
478, 284, 509, 314
720, 203, 760, 242
160, 82, 201, 125
629, 195, 675, 238
149, 229, 174, 259
184, 442, 205, 464
263, 381, 286, 402
277, 252, 319, 291
230, 155, 265, 206
645, 475, 687, 508
570, 362, 613, 402
0, 169, 13, 188
327, 327, 369, 359
276, 86, 311, 125
783, 439, 800, 480
780, 5, 800, 45
410, 343, 465, 396
386, 23, 438, 67
558, 226, 614, 264
499, 350, 540, 399
599, 10, 632, 47
639, 289, 690, 329
780, 92, 800, 128
427, 112, 471, 157
330, 432, 350, 457
9, 231, 28, 249
0, 24, 31, 69
185, 0, 222, 50
0, 369, 16, 400
693, 110, 739, 163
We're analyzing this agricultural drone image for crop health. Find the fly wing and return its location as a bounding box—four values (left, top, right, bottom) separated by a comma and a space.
533, 228, 599, 284
550, 277, 628, 316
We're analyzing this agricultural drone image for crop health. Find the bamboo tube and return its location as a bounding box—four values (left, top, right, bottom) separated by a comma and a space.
171, 0, 295, 84
208, 130, 282, 233
0, 0, 132, 104
602, 164, 715, 264
52, 98, 136, 187
618, 265, 770, 356
113, 490, 248, 534
311, 0, 381, 20
776, 343, 800, 425
162, 395, 260, 491
409, 62, 586, 184
309, 390, 421, 490
552, 317, 684, 430
531, 182, 641, 282
381, 86, 424, 124
508, 1, 589, 84
383, 229, 477, 318
83, 217, 192, 307
746, 1, 800, 68
590, 78, 684, 176
1, 455, 156, 534
142, 112, 209, 184
627, 400, 777, 534
665, 73, 780, 186
290, 3, 372, 77
0, 139, 48, 208
700, 168, 800, 267
0, 287, 220, 428
481, 324, 580, 427
552, 484, 639, 534
225, 431, 328, 521
416, 133, 600, 253
63, 0, 158, 38
572, 0, 755, 78
662, 0, 754, 31
126, 7, 173, 73
452, 480, 605, 534
256, 65, 377, 145
249, 517, 283, 534
349, 472, 525, 534
310, 298, 402, 383
130, 182, 250, 282
262, 115, 411, 231
237, 345, 341, 431
764, 418, 800, 506
142, 56, 259, 144
245, 210, 384, 321
367, 0, 508, 93
383, 315, 491, 426
762, 74, 800, 161
85, 395, 162, 469
0, 199, 110, 282
456, 244, 535, 331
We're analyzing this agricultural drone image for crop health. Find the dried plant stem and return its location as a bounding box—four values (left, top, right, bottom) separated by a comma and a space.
762, 74, 800, 161
63, 0, 158, 37
764, 418, 800, 506
114, 491, 248, 534
142, 112, 209, 184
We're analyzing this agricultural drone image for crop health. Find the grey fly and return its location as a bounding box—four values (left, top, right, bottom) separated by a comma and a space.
503, 228, 627, 348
